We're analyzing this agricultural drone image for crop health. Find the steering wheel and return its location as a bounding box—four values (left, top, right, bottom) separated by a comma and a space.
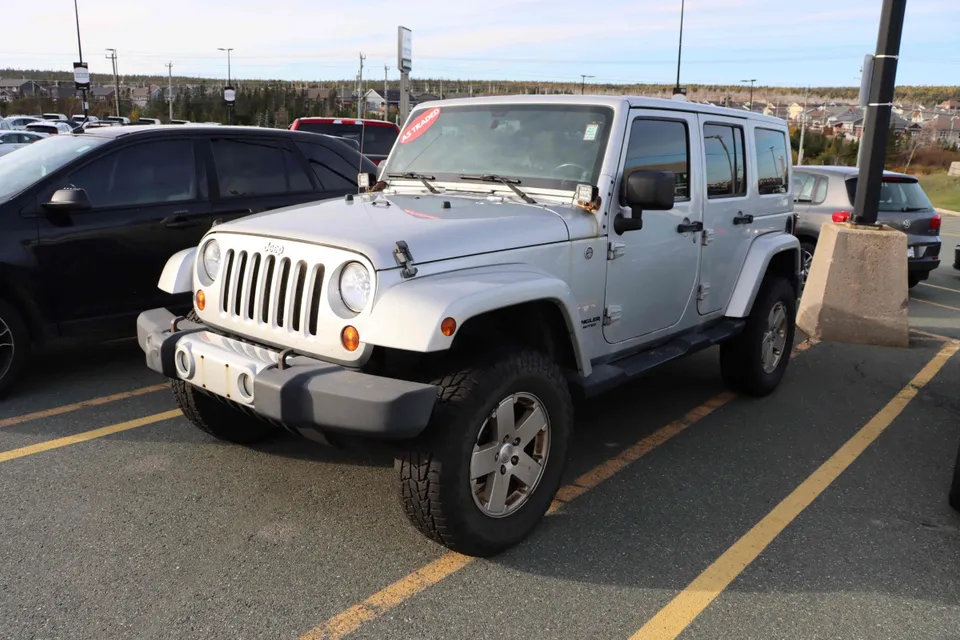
552, 163, 588, 179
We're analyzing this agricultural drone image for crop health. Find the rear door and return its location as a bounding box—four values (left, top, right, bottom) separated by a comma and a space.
294, 138, 368, 198
845, 175, 941, 255
205, 135, 319, 225
697, 115, 751, 314
36, 136, 211, 333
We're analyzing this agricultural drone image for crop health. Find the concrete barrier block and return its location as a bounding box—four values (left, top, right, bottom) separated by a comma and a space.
796, 221, 909, 348
948, 161, 960, 177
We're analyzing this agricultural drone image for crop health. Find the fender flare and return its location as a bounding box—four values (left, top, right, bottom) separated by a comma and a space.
358, 266, 591, 376
726, 233, 801, 318
158, 247, 196, 294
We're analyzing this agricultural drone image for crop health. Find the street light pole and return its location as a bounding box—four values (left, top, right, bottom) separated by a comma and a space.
852, 0, 907, 226
674, 0, 685, 94
72, 0, 88, 119
106, 48, 120, 118
580, 74, 594, 95
218, 48, 234, 124
741, 79, 756, 111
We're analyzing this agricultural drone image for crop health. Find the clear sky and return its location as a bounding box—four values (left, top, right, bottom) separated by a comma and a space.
3, 0, 958, 87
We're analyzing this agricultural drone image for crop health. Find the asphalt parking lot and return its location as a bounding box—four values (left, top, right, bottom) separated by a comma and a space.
2, 222, 960, 640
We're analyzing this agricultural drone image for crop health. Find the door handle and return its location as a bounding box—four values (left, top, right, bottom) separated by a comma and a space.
162, 215, 202, 229
676, 219, 703, 233
733, 212, 754, 225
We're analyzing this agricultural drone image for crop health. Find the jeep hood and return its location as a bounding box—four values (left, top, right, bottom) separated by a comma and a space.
213, 193, 599, 269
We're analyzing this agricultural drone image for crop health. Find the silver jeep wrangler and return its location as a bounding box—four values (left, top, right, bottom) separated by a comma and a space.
137, 95, 800, 557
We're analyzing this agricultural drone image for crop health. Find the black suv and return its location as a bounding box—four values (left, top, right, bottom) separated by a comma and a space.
0, 125, 376, 396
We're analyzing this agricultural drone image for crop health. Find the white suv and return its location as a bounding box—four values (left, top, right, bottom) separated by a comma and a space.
137, 95, 800, 556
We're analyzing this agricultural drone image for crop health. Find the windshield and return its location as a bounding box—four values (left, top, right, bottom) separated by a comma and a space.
383, 104, 614, 190
296, 122, 398, 156
0, 134, 108, 202
844, 177, 934, 211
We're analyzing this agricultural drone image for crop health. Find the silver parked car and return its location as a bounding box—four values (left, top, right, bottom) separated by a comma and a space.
24, 121, 75, 135
0, 131, 46, 157
793, 165, 941, 288
4, 116, 42, 130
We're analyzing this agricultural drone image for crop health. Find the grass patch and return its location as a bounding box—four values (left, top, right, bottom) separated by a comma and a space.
918, 173, 960, 212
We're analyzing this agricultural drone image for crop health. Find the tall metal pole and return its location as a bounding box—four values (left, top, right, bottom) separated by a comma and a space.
798, 86, 809, 164
357, 52, 365, 119
742, 79, 756, 111
674, 0, 684, 90
218, 48, 233, 125
106, 49, 120, 118
580, 74, 594, 95
166, 62, 173, 122
383, 65, 389, 120
72, 0, 87, 119
852, 0, 907, 226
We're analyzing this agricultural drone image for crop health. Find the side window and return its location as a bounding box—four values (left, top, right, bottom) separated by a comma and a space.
811, 177, 828, 204
622, 118, 690, 201
211, 138, 313, 197
795, 174, 815, 202
754, 127, 790, 195
703, 124, 746, 198
66, 140, 197, 208
295, 141, 361, 192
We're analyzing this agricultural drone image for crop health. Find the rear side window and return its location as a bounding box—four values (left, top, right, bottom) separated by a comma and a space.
754, 128, 790, 195
66, 139, 198, 208
844, 178, 934, 211
623, 118, 690, 200
295, 122, 398, 156
295, 140, 361, 191
703, 123, 746, 198
211, 138, 313, 197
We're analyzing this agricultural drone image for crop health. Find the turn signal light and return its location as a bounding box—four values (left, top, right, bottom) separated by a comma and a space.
832, 211, 851, 223
341, 325, 360, 351
440, 317, 457, 336
196, 289, 206, 311
931, 214, 942, 231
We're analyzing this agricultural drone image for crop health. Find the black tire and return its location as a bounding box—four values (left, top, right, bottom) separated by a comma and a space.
800, 240, 816, 290
172, 310, 278, 444
0, 298, 30, 399
949, 439, 960, 512
720, 275, 796, 397
396, 350, 573, 557
908, 274, 922, 289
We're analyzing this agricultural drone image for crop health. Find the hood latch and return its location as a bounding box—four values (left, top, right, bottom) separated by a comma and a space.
394, 241, 418, 279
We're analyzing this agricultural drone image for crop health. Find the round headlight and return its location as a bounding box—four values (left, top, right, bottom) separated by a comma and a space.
339, 262, 372, 312
201, 240, 221, 281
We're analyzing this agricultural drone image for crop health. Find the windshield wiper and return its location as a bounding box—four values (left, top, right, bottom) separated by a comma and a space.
459, 174, 536, 204
386, 172, 439, 194
901, 206, 929, 212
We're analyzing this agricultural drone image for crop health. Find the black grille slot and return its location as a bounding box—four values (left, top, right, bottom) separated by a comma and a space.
261, 255, 275, 323
233, 251, 248, 316
221, 249, 235, 312
308, 266, 325, 336
291, 262, 307, 332
276, 258, 291, 327
246, 253, 261, 320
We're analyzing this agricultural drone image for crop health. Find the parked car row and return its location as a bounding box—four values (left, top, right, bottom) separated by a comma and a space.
0, 130, 47, 157
0, 124, 376, 395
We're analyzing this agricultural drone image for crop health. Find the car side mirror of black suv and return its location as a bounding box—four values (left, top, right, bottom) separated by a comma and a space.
43, 187, 92, 213
615, 170, 676, 234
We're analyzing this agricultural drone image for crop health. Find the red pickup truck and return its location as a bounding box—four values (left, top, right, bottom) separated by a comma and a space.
289, 117, 399, 165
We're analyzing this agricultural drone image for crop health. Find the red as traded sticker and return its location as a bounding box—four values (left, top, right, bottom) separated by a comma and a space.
399, 107, 441, 144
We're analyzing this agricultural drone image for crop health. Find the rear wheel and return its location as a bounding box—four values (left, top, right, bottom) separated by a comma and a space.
799, 240, 816, 291
396, 349, 573, 557
950, 439, 960, 512
0, 299, 30, 399
908, 273, 922, 289
720, 275, 796, 397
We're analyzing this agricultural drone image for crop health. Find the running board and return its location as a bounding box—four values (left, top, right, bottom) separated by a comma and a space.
573, 319, 746, 398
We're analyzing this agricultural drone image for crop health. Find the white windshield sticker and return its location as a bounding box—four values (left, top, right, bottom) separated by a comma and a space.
583, 123, 600, 141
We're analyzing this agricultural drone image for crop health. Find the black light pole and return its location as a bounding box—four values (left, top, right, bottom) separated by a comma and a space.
580, 74, 594, 95
72, 0, 88, 119
218, 47, 234, 125
853, 0, 907, 226
741, 79, 756, 111
673, 0, 685, 94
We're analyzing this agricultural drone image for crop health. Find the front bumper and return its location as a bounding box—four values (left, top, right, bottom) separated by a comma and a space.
908, 241, 941, 277
137, 308, 437, 439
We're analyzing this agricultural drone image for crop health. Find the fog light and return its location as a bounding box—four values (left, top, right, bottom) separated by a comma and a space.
341, 326, 360, 351
440, 317, 457, 336
196, 289, 206, 311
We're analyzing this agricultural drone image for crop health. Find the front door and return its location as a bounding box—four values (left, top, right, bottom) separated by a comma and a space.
36, 137, 210, 335
697, 115, 751, 315
603, 110, 702, 344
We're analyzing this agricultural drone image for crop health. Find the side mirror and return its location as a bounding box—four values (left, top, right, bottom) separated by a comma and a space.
42, 187, 92, 213
615, 170, 676, 234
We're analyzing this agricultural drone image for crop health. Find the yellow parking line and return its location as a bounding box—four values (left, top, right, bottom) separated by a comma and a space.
919, 282, 960, 295
0, 410, 181, 464
910, 297, 960, 313
301, 339, 818, 640
0, 384, 169, 429
911, 328, 960, 343
628, 340, 959, 640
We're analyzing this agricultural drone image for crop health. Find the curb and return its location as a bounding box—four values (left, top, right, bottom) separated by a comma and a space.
936, 208, 960, 217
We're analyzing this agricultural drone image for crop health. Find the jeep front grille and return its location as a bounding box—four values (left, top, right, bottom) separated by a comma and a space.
220, 249, 325, 335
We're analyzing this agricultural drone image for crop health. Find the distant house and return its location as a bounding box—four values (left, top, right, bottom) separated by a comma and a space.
131, 86, 162, 107
0, 78, 42, 98
930, 114, 960, 145
938, 99, 960, 112
89, 87, 116, 102
363, 89, 402, 116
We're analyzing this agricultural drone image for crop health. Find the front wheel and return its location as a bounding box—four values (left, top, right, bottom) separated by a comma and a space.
949, 439, 960, 512
396, 350, 573, 557
720, 275, 797, 397
0, 298, 30, 399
